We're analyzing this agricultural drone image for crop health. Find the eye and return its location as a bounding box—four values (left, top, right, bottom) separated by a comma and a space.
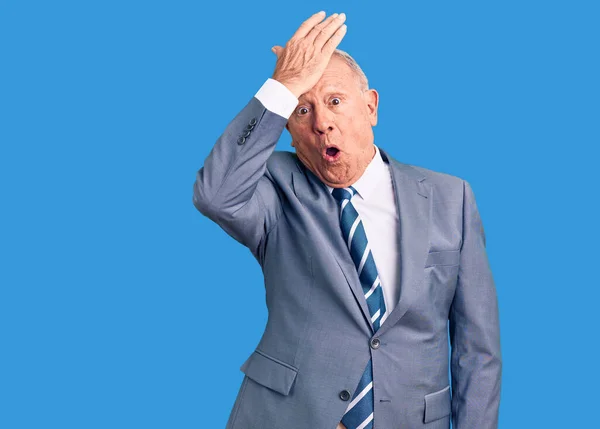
331, 97, 341, 106
296, 106, 310, 116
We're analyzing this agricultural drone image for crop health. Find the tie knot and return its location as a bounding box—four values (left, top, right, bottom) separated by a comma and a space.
331, 186, 357, 202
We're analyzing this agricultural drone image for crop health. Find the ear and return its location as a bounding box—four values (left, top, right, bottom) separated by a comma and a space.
284, 122, 295, 147
364, 89, 379, 126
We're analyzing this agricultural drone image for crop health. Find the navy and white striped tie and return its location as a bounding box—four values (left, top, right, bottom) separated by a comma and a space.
332, 186, 387, 429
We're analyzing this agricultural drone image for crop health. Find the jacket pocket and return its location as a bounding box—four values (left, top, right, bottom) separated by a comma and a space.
423, 385, 451, 423
239, 349, 298, 396
425, 250, 460, 267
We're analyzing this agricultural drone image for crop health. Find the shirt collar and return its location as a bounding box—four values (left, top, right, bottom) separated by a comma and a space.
327, 144, 387, 201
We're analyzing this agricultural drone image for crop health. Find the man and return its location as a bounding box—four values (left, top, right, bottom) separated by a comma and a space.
193, 11, 501, 429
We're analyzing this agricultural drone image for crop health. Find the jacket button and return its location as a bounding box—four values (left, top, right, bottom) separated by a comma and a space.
241, 130, 251, 138
237, 136, 246, 145
245, 124, 255, 131
339, 390, 351, 401
249, 117, 257, 126
370, 338, 381, 349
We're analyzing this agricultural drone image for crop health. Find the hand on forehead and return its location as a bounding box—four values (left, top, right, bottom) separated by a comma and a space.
270, 12, 348, 99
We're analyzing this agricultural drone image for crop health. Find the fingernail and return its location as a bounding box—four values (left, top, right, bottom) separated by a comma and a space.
331, 13, 338, 18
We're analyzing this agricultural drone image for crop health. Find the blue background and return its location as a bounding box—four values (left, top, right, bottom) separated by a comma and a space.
1, 0, 598, 427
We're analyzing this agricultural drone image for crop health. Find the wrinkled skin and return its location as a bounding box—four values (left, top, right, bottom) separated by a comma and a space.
286, 55, 379, 188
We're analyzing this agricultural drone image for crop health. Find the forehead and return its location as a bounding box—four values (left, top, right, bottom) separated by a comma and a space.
300, 57, 359, 98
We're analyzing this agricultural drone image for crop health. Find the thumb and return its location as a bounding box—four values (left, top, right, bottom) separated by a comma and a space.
271, 45, 283, 57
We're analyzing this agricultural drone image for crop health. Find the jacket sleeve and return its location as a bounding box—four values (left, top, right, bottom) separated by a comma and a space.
192, 97, 288, 260
449, 180, 502, 429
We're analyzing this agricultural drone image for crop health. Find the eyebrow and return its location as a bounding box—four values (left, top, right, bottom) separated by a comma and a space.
299, 88, 348, 102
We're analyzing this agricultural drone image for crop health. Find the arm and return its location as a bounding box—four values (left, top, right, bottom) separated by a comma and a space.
192, 11, 347, 258
449, 180, 502, 429
192, 83, 295, 258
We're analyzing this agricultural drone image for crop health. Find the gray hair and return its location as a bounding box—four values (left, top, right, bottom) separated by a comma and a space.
332, 49, 369, 92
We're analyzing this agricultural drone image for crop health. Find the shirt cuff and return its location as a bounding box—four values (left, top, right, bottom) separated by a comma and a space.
254, 78, 299, 119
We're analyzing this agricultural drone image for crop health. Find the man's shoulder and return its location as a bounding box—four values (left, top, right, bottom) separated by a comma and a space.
385, 154, 466, 200
405, 163, 464, 186
266, 150, 303, 173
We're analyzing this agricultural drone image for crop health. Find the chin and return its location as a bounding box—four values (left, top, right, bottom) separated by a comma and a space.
321, 171, 351, 187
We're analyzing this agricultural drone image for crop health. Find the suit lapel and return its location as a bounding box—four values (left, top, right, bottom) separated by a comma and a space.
290, 148, 431, 336
375, 148, 431, 337
291, 160, 375, 333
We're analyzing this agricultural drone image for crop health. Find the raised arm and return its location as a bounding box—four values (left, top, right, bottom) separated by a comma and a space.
192, 11, 347, 257
449, 180, 502, 429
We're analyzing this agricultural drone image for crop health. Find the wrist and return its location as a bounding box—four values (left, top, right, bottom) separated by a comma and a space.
271, 77, 304, 98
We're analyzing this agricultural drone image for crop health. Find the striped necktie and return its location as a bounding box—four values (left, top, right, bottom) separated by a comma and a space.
332, 186, 387, 429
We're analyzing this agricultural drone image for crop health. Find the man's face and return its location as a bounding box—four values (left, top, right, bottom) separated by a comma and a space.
286, 56, 379, 188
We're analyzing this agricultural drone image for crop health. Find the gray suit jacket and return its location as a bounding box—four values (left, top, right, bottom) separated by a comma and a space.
193, 97, 502, 429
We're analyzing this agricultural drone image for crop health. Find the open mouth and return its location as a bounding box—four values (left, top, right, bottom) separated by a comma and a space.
324, 146, 341, 161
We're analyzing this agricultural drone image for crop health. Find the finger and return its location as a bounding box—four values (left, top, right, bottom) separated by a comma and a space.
271, 45, 283, 57
322, 24, 347, 55
313, 13, 346, 48
305, 12, 341, 43
291, 11, 326, 40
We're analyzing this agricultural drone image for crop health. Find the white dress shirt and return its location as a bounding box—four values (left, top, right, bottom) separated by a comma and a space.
255, 79, 401, 320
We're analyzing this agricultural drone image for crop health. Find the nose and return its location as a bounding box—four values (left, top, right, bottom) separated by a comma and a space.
312, 104, 334, 135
